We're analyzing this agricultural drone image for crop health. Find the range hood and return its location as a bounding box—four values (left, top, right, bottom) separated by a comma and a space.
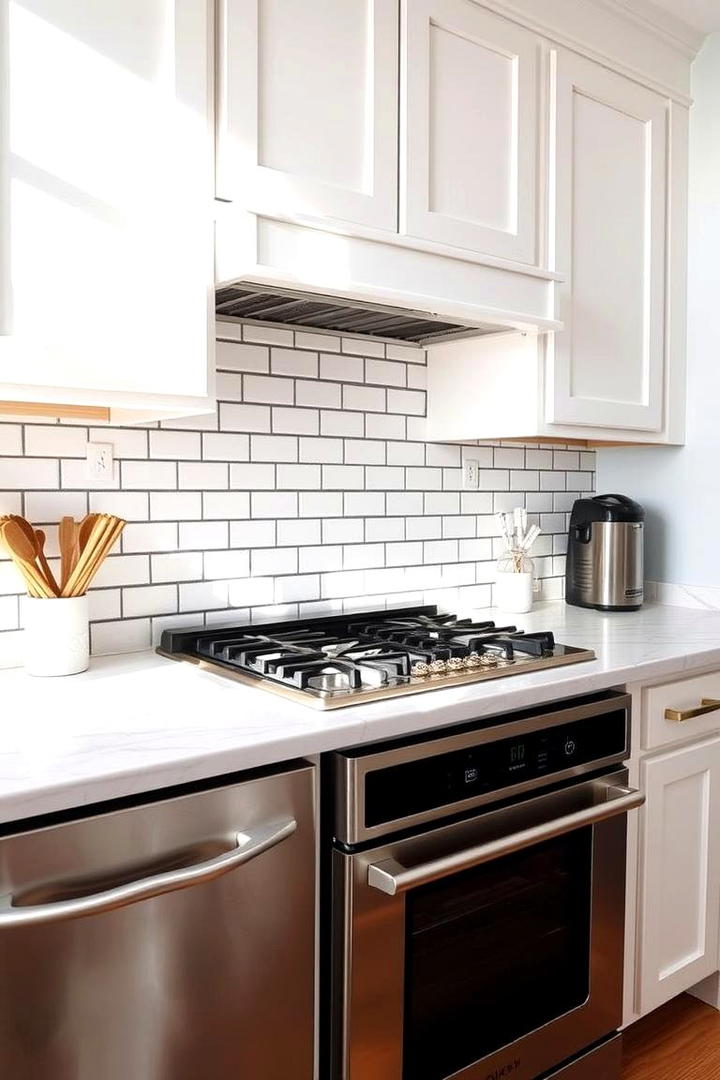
215, 282, 545, 346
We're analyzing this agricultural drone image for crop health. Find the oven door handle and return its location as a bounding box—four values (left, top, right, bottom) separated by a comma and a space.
367, 781, 644, 897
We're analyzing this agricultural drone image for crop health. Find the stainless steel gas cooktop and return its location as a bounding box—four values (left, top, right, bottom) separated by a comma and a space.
158, 606, 595, 710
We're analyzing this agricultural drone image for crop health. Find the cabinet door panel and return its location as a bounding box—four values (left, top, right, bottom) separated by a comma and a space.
638, 737, 720, 1013
0, 0, 213, 407
402, 0, 538, 263
549, 50, 667, 431
218, 0, 398, 230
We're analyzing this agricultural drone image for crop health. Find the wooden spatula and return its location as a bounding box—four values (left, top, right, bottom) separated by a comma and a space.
34, 528, 61, 597
0, 520, 55, 598
59, 517, 76, 591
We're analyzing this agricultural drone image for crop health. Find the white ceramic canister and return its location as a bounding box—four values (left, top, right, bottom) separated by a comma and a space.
23, 595, 90, 676
495, 570, 534, 615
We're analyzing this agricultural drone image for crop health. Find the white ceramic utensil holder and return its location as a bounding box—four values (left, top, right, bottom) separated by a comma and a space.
495, 570, 534, 614
24, 595, 90, 677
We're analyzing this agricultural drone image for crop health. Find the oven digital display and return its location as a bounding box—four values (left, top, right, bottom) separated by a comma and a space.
363, 709, 627, 829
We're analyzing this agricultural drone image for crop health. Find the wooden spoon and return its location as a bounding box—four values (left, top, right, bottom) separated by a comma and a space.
0, 520, 54, 598
62, 516, 109, 597
7, 516, 59, 596
34, 529, 61, 597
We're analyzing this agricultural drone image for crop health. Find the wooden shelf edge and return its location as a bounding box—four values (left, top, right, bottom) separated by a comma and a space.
0, 401, 111, 421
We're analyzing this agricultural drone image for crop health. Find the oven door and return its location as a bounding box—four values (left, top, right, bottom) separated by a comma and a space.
332, 768, 643, 1080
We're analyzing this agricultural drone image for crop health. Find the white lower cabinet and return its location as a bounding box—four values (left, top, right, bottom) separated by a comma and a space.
635, 731, 720, 1015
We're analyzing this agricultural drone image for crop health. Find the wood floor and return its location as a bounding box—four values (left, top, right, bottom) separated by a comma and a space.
623, 994, 720, 1079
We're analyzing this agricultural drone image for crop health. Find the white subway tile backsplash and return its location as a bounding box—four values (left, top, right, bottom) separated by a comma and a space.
387, 389, 425, 416
216, 340, 269, 373
244, 374, 294, 405
0, 425, 22, 455
320, 353, 364, 383
344, 491, 385, 516
0, 328, 593, 660
296, 380, 341, 409
26, 490, 88, 523
251, 435, 298, 462
0, 458, 59, 489
152, 552, 204, 583
277, 519, 321, 547
25, 425, 88, 458
90, 428, 149, 459
277, 464, 321, 489
123, 584, 178, 618
365, 413, 405, 440
342, 337, 384, 357
179, 521, 229, 550
271, 348, 318, 378
272, 408, 319, 435
150, 430, 201, 460
215, 373, 243, 401
320, 410, 364, 437
387, 440, 425, 466
299, 437, 343, 463
366, 466, 404, 490
219, 403, 271, 433
343, 384, 385, 413
204, 549, 250, 580
366, 358, 406, 387
231, 520, 277, 548
123, 523, 178, 553
322, 518, 363, 544
178, 462, 228, 490
122, 460, 176, 490
251, 491, 298, 518
203, 491, 250, 520
242, 324, 293, 346
322, 464, 364, 489
251, 547, 297, 577
299, 491, 343, 518
202, 433, 250, 461
230, 463, 275, 490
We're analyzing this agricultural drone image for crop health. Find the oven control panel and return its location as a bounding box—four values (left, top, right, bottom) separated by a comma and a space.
363, 707, 628, 830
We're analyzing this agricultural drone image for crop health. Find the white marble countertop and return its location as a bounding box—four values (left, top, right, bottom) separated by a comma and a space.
0, 601, 718, 825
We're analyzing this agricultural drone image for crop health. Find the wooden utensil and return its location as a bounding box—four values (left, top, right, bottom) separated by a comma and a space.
61, 515, 125, 597
6, 516, 60, 596
0, 520, 55, 598
34, 528, 61, 597
59, 516, 77, 591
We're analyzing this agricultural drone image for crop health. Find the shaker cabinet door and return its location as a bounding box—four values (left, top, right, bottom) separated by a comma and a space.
549, 50, 668, 431
0, 0, 214, 418
638, 736, 720, 1014
401, 0, 539, 264
217, 0, 398, 231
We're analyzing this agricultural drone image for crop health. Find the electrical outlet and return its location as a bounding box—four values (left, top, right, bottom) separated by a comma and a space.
87, 442, 114, 485
463, 459, 479, 489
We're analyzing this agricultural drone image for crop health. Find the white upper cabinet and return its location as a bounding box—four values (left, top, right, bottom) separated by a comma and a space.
548, 50, 668, 432
0, 0, 215, 422
401, 0, 539, 263
217, 0, 398, 231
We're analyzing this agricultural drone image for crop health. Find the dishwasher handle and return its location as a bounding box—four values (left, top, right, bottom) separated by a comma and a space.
367, 781, 644, 897
0, 817, 297, 928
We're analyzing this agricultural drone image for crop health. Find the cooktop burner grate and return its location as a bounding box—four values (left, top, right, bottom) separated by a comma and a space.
158, 606, 596, 710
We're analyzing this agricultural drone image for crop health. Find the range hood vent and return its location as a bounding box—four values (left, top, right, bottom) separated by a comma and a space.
215, 284, 508, 345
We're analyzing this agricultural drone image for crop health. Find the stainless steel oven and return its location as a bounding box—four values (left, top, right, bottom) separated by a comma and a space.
329, 691, 642, 1080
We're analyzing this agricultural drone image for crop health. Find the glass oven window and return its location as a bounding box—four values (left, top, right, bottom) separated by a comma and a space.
403, 827, 592, 1080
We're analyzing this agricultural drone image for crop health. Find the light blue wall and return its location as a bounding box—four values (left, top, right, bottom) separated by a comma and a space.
597, 34, 720, 587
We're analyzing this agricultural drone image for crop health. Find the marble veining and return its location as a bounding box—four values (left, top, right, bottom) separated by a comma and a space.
1, 601, 720, 825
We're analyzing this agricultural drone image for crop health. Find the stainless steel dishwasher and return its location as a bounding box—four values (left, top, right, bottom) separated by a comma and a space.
0, 760, 316, 1080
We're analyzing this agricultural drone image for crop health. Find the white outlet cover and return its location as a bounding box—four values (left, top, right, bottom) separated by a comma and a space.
463, 459, 479, 489
87, 442, 114, 486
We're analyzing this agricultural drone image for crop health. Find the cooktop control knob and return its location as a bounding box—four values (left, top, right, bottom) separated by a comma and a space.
564, 738, 577, 757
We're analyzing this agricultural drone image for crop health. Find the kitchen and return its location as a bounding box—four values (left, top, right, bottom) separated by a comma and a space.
1, 0, 719, 1078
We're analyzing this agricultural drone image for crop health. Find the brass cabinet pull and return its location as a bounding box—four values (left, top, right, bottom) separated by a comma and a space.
664, 698, 720, 723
